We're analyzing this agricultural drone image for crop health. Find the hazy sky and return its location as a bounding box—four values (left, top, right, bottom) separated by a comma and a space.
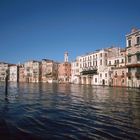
0, 0, 140, 63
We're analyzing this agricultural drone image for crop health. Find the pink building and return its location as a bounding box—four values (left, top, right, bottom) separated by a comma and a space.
19, 64, 26, 82
126, 28, 140, 88
111, 49, 127, 87
58, 52, 71, 83
41, 59, 58, 83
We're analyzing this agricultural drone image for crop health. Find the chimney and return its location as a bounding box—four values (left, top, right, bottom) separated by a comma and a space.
131, 27, 138, 33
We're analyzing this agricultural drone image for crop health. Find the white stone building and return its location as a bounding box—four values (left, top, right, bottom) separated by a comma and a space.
95, 49, 108, 86
73, 49, 108, 85
71, 47, 127, 86
9, 65, 18, 82
0, 62, 9, 82
71, 57, 80, 84
24, 60, 41, 83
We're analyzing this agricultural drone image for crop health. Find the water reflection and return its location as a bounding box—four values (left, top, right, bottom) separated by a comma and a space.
0, 83, 140, 139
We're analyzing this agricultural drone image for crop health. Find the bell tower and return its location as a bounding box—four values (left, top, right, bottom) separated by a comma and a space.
64, 51, 68, 62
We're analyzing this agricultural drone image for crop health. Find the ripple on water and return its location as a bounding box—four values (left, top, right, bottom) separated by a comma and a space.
0, 84, 140, 140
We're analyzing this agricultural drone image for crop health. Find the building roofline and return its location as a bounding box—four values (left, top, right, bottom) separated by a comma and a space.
24, 60, 41, 63
0, 61, 11, 65
126, 29, 140, 37
9, 64, 17, 67
78, 47, 122, 58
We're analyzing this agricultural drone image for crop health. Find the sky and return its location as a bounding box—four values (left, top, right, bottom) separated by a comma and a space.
0, 0, 140, 64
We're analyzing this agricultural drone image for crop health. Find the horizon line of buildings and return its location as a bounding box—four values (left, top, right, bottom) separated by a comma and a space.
0, 28, 140, 88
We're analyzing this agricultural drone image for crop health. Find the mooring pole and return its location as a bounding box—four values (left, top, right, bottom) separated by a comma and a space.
5, 70, 8, 99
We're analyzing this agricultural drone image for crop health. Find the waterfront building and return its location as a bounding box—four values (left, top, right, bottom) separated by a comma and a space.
41, 59, 58, 83
72, 47, 127, 87
19, 64, 26, 82
58, 52, 71, 83
0, 62, 9, 82
107, 47, 127, 87
78, 52, 95, 85
9, 65, 18, 82
24, 60, 41, 83
126, 28, 140, 88
1, 27, 139, 88
95, 49, 108, 86
71, 57, 80, 84
77, 49, 108, 85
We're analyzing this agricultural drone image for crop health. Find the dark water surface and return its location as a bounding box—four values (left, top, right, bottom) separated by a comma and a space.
0, 83, 140, 140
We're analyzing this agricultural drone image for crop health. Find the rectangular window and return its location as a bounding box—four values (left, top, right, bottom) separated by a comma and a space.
137, 54, 140, 61
105, 60, 107, 65
83, 63, 85, 67
137, 67, 140, 73
137, 36, 140, 44
95, 78, 97, 83
90, 62, 92, 67
128, 56, 131, 63
100, 53, 102, 57
128, 68, 131, 73
96, 61, 97, 66
105, 73, 107, 77
109, 61, 111, 66
128, 40, 131, 47
100, 59, 102, 65
100, 74, 102, 78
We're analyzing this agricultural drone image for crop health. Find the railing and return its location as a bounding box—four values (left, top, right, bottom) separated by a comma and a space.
81, 67, 97, 75
126, 72, 132, 77
135, 72, 140, 78
126, 45, 131, 48
135, 43, 140, 46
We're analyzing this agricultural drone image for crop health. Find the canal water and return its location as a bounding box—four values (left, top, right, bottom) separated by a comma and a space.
0, 83, 140, 140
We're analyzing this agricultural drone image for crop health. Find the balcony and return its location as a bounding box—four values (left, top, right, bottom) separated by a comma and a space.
126, 45, 132, 48
81, 67, 97, 75
135, 43, 140, 46
126, 72, 132, 77
121, 74, 125, 78
135, 72, 140, 78
45, 72, 52, 77
126, 63, 140, 68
